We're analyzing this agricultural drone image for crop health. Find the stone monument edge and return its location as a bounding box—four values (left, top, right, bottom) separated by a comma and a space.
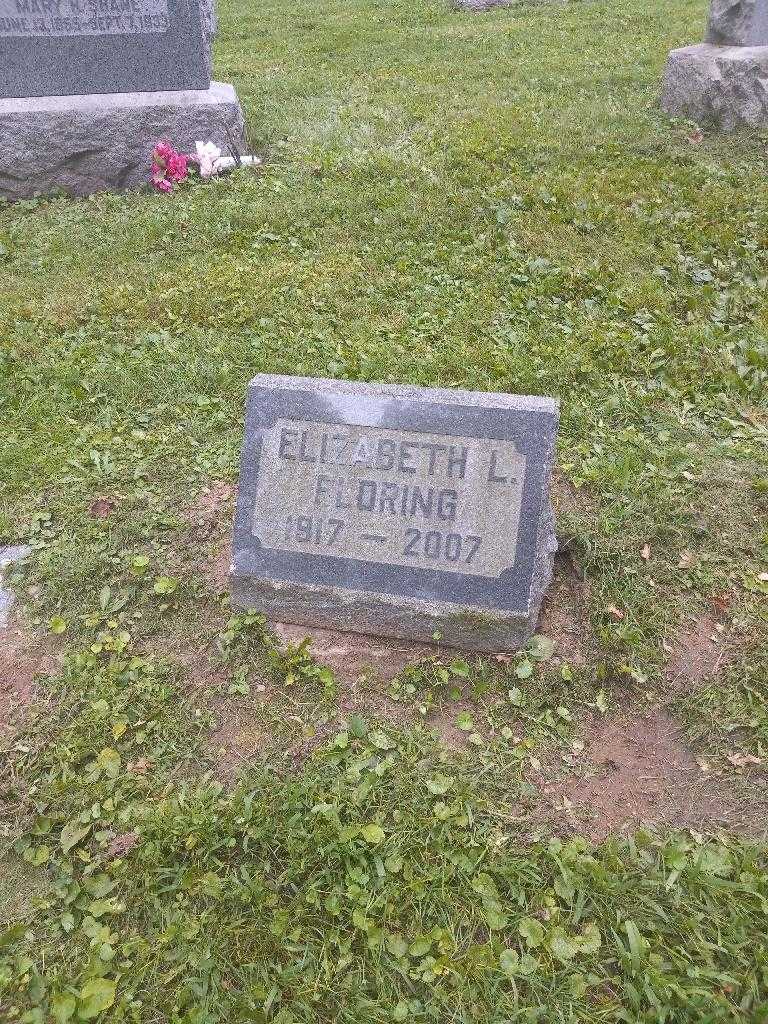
245, 373, 560, 416
661, 0, 768, 129
229, 573, 551, 653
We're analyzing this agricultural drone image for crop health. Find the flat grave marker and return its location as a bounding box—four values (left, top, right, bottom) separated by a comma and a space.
231, 376, 560, 653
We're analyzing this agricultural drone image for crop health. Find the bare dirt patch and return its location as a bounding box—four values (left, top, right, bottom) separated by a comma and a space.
537, 552, 593, 667
197, 622, 435, 779
664, 610, 735, 689
268, 627, 503, 755
0, 618, 59, 746
206, 681, 417, 780
427, 699, 479, 750
272, 621, 435, 686
0, 855, 49, 927
546, 474, 598, 667
88, 496, 117, 519
208, 702, 274, 779
204, 634, 426, 778
167, 643, 228, 694
195, 480, 235, 515
550, 470, 598, 524
0, 616, 60, 837
544, 712, 697, 841
209, 544, 232, 592
542, 711, 734, 842
189, 481, 235, 589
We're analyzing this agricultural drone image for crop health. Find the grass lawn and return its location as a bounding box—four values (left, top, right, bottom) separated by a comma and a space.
2, 0, 768, 1020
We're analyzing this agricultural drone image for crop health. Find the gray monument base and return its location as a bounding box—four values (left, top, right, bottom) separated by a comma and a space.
0, 82, 245, 202
662, 44, 768, 129
230, 574, 554, 654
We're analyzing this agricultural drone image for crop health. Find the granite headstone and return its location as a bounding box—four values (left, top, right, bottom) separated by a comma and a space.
0, 0, 246, 198
453, 0, 511, 10
707, 0, 768, 45
0, 0, 209, 97
231, 376, 560, 653
663, 0, 768, 129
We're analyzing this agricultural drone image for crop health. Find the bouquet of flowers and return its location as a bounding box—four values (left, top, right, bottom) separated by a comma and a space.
150, 140, 261, 193
150, 141, 190, 193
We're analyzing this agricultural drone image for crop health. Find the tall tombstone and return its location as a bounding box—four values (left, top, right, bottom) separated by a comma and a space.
231, 376, 560, 653
0, 0, 245, 199
707, 0, 768, 45
662, 0, 768, 129
452, 0, 511, 11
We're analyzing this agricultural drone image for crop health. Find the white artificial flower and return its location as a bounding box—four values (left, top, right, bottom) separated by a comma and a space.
192, 141, 263, 180
195, 140, 222, 160
212, 155, 263, 173
194, 140, 223, 179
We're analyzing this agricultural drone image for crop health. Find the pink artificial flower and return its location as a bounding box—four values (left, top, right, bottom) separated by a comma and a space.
149, 140, 189, 191
166, 151, 189, 182
153, 141, 174, 162
151, 175, 173, 193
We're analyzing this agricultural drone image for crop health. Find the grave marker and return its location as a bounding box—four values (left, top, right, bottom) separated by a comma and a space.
231, 376, 560, 653
0, 0, 244, 198
707, 0, 768, 46
663, 0, 768, 129
0, 0, 209, 98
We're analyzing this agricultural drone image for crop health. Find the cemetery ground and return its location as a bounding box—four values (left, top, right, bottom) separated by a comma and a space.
1, 0, 768, 1020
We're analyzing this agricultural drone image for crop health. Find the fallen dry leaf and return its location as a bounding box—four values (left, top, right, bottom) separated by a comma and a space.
640, 544, 651, 561
687, 128, 704, 145
494, 653, 516, 665
89, 497, 116, 519
726, 752, 762, 768
677, 551, 694, 569
606, 605, 625, 622
106, 832, 140, 859
711, 591, 732, 613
